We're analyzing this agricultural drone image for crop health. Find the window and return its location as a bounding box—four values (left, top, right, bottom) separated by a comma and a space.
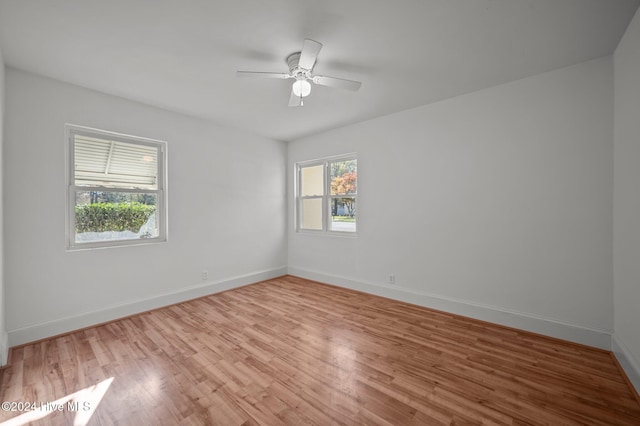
296, 155, 357, 233
66, 125, 167, 249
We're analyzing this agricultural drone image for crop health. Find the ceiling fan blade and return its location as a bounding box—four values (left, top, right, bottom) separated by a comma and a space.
312, 75, 362, 91
298, 39, 322, 70
288, 88, 302, 107
237, 71, 291, 79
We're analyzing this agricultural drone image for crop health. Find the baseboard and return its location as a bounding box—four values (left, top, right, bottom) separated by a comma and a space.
288, 267, 612, 350
0, 330, 8, 366
612, 334, 640, 395
7, 266, 287, 348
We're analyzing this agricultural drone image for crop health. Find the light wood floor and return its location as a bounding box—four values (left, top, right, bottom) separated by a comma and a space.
1, 275, 639, 425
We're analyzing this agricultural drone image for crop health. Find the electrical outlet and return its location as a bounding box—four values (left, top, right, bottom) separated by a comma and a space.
201, 270, 208, 281
388, 274, 395, 284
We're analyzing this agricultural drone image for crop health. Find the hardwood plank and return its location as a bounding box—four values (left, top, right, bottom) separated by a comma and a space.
1, 275, 639, 425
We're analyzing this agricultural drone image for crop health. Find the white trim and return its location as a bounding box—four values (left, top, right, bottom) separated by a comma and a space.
7, 267, 287, 347
0, 330, 8, 366
287, 266, 612, 350
612, 334, 640, 394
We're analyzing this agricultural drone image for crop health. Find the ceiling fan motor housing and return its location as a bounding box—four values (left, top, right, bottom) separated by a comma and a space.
287, 52, 311, 80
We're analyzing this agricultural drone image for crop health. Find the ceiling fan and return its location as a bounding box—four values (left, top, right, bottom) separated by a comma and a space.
237, 39, 362, 107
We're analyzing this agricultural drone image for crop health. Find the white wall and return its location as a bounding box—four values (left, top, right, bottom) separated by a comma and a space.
613, 7, 640, 392
288, 57, 614, 348
0, 47, 7, 364
4, 69, 287, 346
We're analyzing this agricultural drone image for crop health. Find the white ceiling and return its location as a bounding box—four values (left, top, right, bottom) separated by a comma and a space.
0, 0, 638, 142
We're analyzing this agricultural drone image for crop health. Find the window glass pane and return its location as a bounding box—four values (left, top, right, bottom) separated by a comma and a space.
301, 198, 323, 230
74, 191, 158, 243
301, 165, 324, 196
74, 134, 158, 189
330, 159, 357, 195
330, 197, 356, 232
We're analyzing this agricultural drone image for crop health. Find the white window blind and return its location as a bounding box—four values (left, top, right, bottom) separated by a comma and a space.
73, 134, 158, 189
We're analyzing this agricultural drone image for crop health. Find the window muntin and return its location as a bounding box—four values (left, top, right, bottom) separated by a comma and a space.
297, 155, 357, 234
67, 125, 167, 249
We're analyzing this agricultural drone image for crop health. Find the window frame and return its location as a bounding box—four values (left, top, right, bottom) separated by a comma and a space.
296, 154, 357, 235
66, 124, 168, 250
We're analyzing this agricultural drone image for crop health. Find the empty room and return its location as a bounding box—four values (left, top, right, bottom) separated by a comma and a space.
1, 0, 640, 424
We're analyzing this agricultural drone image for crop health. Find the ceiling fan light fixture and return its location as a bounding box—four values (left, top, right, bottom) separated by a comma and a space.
292, 79, 311, 97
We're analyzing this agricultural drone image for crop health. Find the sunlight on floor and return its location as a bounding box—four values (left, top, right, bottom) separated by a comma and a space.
1, 377, 113, 426
331, 332, 357, 396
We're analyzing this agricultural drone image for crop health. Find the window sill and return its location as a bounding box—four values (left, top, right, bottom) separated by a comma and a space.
295, 230, 358, 238
67, 237, 167, 251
